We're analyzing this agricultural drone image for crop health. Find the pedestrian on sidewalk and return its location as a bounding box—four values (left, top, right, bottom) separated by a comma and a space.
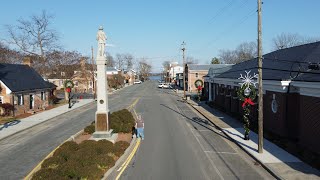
135, 114, 144, 140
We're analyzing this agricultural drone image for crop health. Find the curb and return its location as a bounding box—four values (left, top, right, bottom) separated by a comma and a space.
185, 100, 282, 180
0, 100, 95, 142
102, 137, 138, 180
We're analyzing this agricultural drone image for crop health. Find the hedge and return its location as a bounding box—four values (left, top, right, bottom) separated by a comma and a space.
32, 139, 129, 180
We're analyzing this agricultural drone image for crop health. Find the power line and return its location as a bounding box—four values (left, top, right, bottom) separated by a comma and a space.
192, 8, 257, 55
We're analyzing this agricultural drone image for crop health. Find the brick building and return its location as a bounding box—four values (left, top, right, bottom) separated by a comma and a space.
0, 58, 56, 116
204, 41, 320, 154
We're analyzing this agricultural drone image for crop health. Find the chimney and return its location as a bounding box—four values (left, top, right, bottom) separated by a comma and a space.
23, 57, 33, 67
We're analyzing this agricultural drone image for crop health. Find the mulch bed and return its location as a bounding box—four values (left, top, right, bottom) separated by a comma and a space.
73, 132, 132, 144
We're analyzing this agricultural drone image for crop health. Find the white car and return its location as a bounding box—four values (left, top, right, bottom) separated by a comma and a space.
134, 80, 142, 84
158, 83, 169, 88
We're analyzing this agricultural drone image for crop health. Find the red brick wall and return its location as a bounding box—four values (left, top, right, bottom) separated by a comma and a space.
299, 95, 320, 152
264, 91, 288, 137
14, 91, 49, 115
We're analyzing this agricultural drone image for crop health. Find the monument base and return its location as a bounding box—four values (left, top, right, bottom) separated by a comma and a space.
91, 129, 118, 143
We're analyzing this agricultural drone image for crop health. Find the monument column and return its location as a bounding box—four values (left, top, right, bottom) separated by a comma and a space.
93, 26, 115, 140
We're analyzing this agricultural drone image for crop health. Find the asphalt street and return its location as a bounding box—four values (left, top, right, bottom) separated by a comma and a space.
117, 81, 274, 180
0, 83, 146, 180
0, 81, 274, 179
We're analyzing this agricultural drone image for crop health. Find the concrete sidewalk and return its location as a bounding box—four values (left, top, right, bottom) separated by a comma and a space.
0, 99, 94, 141
186, 98, 320, 180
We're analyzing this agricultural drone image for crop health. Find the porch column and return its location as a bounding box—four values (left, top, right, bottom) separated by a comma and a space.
208, 81, 212, 101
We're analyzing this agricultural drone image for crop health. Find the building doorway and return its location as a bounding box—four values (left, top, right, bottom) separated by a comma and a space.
29, 94, 34, 109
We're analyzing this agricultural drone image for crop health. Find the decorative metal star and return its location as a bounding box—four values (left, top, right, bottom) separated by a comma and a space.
238, 70, 258, 88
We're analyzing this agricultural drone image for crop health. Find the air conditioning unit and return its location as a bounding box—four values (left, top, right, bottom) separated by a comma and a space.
14, 100, 17, 105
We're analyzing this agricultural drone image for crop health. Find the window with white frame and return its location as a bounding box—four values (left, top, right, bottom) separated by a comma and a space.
41, 92, 46, 100
0, 96, 3, 104
17, 94, 24, 105
195, 73, 198, 78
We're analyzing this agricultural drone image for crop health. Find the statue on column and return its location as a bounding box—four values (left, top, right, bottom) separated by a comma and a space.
96, 26, 107, 57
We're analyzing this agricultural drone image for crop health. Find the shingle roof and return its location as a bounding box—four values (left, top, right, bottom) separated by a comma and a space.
0, 63, 53, 92
188, 64, 233, 71
216, 41, 320, 82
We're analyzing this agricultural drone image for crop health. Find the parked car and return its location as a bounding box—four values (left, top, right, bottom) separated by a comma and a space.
134, 80, 142, 84
158, 83, 169, 88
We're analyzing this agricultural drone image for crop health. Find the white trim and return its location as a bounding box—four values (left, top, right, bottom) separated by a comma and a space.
0, 80, 12, 94
213, 78, 290, 94
291, 81, 320, 97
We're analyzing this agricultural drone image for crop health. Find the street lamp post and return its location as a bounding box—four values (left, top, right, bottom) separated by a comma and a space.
181, 41, 186, 99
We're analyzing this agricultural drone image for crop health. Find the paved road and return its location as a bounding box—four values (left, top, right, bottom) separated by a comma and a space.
0, 84, 146, 180
118, 81, 274, 180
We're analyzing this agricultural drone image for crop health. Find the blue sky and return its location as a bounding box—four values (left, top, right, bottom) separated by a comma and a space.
0, 0, 319, 72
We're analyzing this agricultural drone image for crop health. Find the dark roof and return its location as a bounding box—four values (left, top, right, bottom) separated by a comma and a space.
206, 65, 233, 77
188, 64, 232, 71
0, 63, 53, 93
216, 41, 320, 82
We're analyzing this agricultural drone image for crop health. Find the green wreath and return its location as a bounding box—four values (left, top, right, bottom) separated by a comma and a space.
237, 84, 257, 140
64, 79, 74, 88
194, 79, 203, 88
237, 84, 257, 102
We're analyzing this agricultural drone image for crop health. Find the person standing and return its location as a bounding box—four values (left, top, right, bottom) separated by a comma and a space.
135, 114, 144, 140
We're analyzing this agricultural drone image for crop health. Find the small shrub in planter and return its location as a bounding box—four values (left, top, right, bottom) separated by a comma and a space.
41, 156, 65, 169
84, 124, 95, 134
53, 141, 79, 161
114, 141, 130, 157
110, 109, 135, 133
96, 154, 115, 170
77, 164, 104, 180
109, 113, 122, 133
95, 140, 114, 154
0, 103, 14, 116
32, 168, 67, 180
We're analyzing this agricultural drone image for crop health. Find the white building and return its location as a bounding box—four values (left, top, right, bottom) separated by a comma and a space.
169, 62, 183, 82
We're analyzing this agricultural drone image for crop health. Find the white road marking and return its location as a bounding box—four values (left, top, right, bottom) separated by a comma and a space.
204, 151, 237, 155
186, 122, 225, 180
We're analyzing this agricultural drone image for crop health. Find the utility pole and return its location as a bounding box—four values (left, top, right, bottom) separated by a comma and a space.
91, 46, 96, 99
257, 0, 263, 153
182, 41, 186, 99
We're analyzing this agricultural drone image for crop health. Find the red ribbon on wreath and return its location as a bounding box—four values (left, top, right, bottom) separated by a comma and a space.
242, 98, 254, 107
66, 87, 71, 93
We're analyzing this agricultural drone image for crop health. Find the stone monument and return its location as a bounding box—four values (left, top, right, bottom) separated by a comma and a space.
92, 26, 117, 142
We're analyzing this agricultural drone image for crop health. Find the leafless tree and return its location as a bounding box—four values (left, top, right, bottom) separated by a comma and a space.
124, 53, 134, 70
115, 53, 125, 70
5, 10, 60, 74
272, 32, 320, 50
0, 42, 23, 64
235, 41, 257, 62
46, 50, 82, 78
115, 53, 134, 70
105, 52, 115, 67
138, 58, 152, 81
162, 61, 171, 71
218, 49, 237, 64
218, 41, 256, 64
